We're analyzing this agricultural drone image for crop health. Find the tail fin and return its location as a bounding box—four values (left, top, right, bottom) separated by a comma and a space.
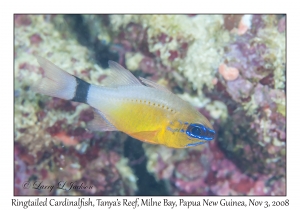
32, 56, 77, 100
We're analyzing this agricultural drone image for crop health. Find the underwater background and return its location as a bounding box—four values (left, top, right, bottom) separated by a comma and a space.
14, 14, 286, 195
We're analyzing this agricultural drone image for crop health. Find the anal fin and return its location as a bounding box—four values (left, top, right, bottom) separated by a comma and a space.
87, 109, 118, 132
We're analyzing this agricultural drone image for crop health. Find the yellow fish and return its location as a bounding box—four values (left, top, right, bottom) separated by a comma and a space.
33, 56, 215, 148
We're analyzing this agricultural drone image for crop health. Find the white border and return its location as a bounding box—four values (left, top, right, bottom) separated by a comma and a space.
2, 0, 297, 209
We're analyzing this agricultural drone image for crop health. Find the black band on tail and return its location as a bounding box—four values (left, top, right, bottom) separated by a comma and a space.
71, 77, 90, 103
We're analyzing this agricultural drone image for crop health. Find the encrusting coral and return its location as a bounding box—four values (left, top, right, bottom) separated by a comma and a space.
14, 15, 137, 195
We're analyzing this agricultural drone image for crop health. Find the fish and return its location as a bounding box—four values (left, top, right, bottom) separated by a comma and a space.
32, 56, 215, 148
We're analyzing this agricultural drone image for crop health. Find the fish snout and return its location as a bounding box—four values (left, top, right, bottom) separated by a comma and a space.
204, 128, 215, 141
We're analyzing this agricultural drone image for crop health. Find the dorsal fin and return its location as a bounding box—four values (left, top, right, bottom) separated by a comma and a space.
139, 77, 172, 94
102, 61, 142, 87
87, 109, 118, 132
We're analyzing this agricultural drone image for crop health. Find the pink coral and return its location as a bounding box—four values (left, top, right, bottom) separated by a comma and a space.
278, 16, 286, 33
79, 108, 94, 122
226, 77, 253, 102
45, 98, 77, 112
15, 15, 32, 27
52, 131, 79, 146
218, 63, 239, 81
223, 15, 243, 31
30, 33, 43, 46
80, 151, 135, 195
173, 155, 208, 194
15, 137, 136, 195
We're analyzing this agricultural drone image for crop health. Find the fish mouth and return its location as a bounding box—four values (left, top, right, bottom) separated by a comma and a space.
203, 127, 215, 141
185, 128, 215, 147
186, 141, 207, 147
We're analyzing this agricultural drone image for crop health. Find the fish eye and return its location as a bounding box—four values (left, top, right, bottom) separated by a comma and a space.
191, 127, 201, 136
186, 123, 215, 141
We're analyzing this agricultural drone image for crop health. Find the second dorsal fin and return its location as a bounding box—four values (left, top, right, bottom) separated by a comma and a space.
102, 61, 142, 87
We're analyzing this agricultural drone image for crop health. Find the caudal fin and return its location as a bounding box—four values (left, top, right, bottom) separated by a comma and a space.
32, 56, 77, 100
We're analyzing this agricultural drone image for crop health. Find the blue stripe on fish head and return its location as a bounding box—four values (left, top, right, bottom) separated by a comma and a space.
186, 123, 215, 141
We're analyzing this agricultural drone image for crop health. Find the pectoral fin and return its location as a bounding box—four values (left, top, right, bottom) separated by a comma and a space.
87, 109, 118, 132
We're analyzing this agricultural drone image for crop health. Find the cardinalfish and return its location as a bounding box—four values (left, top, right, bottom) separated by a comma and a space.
32, 56, 215, 148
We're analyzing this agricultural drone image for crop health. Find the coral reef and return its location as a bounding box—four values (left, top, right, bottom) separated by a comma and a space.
14, 14, 286, 195
119, 15, 286, 195
14, 15, 137, 195
15, 137, 137, 195
215, 15, 286, 178
110, 15, 230, 92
